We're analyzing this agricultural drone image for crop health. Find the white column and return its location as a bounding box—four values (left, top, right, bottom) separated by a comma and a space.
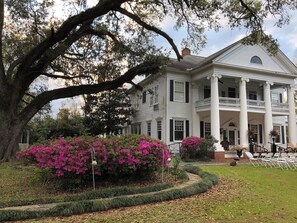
192, 83, 200, 137
287, 85, 297, 144
239, 78, 249, 148
264, 81, 273, 146
208, 74, 222, 151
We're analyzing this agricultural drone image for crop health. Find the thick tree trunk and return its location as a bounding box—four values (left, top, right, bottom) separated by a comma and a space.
0, 118, 23, 162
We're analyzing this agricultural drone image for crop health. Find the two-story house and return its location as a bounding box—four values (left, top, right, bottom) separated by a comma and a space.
126, 37, 297, 159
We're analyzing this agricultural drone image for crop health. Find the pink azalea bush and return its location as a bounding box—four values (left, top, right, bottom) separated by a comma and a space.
180, 136, 207, 161
17, 135, 170, 181
181, 136, 204, 150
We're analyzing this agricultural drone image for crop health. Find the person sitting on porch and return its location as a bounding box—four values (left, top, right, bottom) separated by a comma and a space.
221, 137, 230, 151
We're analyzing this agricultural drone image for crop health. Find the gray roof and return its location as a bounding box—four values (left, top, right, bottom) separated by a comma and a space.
168, 40, 241, 71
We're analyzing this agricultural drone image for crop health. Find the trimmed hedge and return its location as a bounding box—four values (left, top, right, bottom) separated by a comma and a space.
0, 166, 218, 222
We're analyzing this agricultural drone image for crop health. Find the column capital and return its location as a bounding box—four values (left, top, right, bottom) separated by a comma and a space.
265, 81, 274, 86
207, 74, 222, 80
241, 78, 249, 83
288, 84, 296, 91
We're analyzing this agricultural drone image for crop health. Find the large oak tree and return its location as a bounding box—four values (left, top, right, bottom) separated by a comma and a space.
0, 0, 296, 161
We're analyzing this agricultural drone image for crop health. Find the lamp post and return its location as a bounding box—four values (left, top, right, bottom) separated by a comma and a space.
91, 147, 97, 191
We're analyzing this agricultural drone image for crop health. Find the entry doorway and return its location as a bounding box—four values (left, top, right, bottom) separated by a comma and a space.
223, 128, 239, 148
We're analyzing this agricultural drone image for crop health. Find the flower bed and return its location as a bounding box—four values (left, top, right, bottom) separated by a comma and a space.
17, 135, 170, 183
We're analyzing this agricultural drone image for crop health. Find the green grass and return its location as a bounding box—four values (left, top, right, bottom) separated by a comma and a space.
1, 163, 297, 223
19, 164, 296, 223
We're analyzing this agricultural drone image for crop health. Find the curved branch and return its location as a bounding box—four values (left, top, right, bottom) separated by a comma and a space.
18, 59, 161, 124
117, 7, 183, 61
40, 72, 93, 80
14, 0, 127, 84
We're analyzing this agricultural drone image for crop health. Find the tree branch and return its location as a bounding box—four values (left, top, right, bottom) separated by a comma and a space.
40, 72, 93, 80
117, 7, 183, 61
18, 58, 161, 124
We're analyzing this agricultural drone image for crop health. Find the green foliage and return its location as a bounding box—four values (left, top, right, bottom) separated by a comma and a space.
83, 88, 133, 136
181, 135, 217, 161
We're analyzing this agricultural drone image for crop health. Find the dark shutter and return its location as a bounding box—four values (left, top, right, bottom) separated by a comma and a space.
259, 124, 263, 144
200, 121, 204, 138
170, 119, 174, 142
170, 80, 174, 101
279, 94, 283, 103
142, 91, 146, 104
186, 120, 190, 137
281, 126, 285, 144
185, 82, 189, 103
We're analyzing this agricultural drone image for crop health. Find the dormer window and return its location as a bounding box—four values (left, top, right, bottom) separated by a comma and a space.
250, 56, 262, 65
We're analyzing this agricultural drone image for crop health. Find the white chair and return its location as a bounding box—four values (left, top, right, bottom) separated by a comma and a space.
245, 151, 260, 166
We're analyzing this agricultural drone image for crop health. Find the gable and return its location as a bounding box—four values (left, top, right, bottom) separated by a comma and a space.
214, 44, 296, 75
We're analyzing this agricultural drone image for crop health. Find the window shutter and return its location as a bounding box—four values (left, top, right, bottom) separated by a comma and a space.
186, 120, 190, 137
170, 80, 174, 101
185, 81, 189, 103
200, 121, 204, 138
142, 91, 146, 104
170, 119, 173, 142
259, 124, 263, 144
279, 94, 283, 103
281, 126, 285, 144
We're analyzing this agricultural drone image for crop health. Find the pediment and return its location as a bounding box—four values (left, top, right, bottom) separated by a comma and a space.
213, 44, 297, 75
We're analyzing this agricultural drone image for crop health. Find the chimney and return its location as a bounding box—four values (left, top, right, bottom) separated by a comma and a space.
182, 47, 191, 57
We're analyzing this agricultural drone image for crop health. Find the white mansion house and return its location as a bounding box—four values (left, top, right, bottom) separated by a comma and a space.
126, 38, 297, 159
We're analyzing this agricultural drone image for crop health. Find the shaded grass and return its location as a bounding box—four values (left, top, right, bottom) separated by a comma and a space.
17, 164, 297, 223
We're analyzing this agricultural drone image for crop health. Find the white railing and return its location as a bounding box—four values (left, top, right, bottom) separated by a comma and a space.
219, 97, 240, 108
271, 103, 289, 113
195, 97, 289, 114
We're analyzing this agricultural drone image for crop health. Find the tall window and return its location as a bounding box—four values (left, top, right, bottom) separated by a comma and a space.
174, 81, 185, 102
149, 85, 159, 106
157, 120, 162, 140
147, 122, 151, 136
228, 87, 236, 98
248, 91, 257, 100
272, 126, 281, 143
204, 86, 211, 99
205, 122, 211, 137
174, 120, 184, 140
154, 85, 159, 104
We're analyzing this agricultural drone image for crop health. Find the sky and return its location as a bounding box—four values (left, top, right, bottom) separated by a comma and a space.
50, 5, 297, 116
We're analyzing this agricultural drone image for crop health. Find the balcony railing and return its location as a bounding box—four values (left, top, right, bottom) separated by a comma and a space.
195, 97, 289, 113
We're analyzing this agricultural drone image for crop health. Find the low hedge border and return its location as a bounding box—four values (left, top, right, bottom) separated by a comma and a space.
0, 166, 218, 222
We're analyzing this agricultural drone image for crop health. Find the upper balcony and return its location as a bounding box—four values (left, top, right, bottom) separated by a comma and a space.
195, 97, 289, 114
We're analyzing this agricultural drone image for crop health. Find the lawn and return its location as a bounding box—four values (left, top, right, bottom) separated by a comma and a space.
2, 163, 297, 223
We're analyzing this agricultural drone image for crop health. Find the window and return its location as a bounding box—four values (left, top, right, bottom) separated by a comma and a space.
249, 91, 257, 100
154, 85, 159, 104
142, 91, 146, 104
174, 120, 184, 140
170, 80, 189, 103
250, 124, 258, 143
147, 122, 151, 136
174, 81, 185, 102
157, 120, 162, 140
204, 86, 211, 99
250, 56, 262, 64
149, 85, 159, 106
205, 122, 211, 137
271, 93, 282, 104
272, 126, 281, 143
228, 87, 236, 98
131, 123, 141, 135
